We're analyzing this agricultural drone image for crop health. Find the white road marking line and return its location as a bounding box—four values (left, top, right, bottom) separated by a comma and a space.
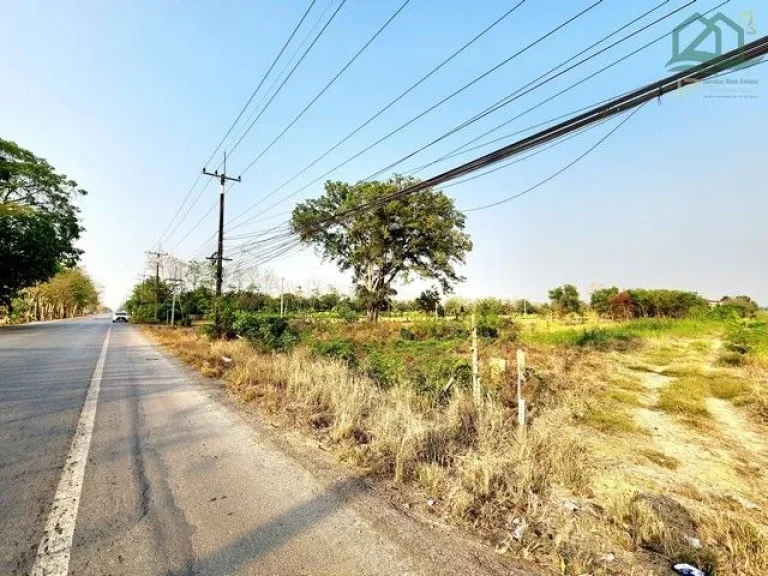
31, 328, 111, 576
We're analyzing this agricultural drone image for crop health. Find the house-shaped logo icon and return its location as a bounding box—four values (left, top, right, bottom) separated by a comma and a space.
668, 12, 753, 71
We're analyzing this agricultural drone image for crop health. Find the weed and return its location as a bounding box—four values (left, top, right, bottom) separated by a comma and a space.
583, 406, 640, 433
640, 449, 680, 470
709, 375, 751, 400
718, 351, 746, 366
312, 337, 357, 366
656, 376, 710, 417
145, 317, 768, 576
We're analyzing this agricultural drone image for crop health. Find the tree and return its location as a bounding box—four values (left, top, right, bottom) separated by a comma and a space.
124, 278, 171, 323
0, 139, 86, 312
291, 176, 472, 321
716, 295, 759, 319
590, 286, 619, 316
415, 288, 441, 315
607, 291, 634, 319
549, 284, 582, 315
15, 268, 99, 321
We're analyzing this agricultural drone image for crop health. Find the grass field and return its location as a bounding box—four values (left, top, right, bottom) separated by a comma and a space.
147, 312, 768, 576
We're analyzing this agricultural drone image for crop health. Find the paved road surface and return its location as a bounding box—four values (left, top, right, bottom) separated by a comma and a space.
0, 318, 525, 576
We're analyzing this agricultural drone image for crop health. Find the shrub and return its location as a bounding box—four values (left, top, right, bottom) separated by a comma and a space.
574, 328, 635, 350
313, 338, 357, 366
231, 313, 299, 350
334, 302, 361, 323
400, 319, 469, 341
713, 296, 760, 319
363, 350, 402, 387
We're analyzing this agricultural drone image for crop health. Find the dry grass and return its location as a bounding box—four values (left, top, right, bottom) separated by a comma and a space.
146, 325, 768, 576
656, 376, 711, 417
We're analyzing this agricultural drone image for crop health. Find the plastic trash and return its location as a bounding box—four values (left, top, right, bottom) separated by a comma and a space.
673, 563, 705, 576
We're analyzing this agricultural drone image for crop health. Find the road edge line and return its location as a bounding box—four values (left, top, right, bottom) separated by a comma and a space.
31, 327, 111, 576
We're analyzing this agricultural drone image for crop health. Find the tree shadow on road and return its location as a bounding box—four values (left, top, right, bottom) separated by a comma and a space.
163, 476, 368, 576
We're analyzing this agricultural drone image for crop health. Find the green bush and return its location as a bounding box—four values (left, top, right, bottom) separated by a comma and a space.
574, 328, 635, 350
313, 338, 357, 365
363, 350, 402, 388
724, 319, 757, 355
231, 313, 299, 350
334, 303, 361, 323
399, 319, 470, 341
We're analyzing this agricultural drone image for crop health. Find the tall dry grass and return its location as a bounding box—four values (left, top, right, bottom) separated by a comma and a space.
146, 326, 768, 576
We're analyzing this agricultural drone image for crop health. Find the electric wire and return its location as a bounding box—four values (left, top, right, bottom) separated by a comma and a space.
225, 0, 602, 233
462, 102, 647, 211
155, 0, 318, 249
237, 0, 413, 178
237, 35, 768, 260
228, 0, 686, 233
223, 0, 528, 226
225, 0, 348, 160
363, 0, 697, 181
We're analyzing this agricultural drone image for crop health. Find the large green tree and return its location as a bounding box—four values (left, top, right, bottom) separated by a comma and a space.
0, 138, 86, 312
291, 176, 472, 321
549, 284, 582, 315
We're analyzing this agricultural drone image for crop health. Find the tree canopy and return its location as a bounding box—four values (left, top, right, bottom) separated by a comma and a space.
0, 138, 86, 310
549, 284, 582, 315
291, 176, 472, 321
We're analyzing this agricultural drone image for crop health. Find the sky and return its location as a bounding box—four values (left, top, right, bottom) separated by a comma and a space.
1, 0, 766, 308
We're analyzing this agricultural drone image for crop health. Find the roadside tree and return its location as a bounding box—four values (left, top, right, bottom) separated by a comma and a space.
0, 138, 86, 314
291, 176, 472, 322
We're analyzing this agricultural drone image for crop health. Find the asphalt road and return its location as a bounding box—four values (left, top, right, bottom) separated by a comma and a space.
0, 318, 526, 576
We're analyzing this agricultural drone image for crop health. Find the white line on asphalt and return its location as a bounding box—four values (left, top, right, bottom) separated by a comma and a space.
31, 327, 111, 576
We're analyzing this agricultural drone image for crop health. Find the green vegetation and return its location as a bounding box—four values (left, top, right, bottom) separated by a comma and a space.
6, 268, 100, 322
549, 283, 582, 314
146, 292, 768, 576
291, 176, 472, 321
1, 138, 88, 319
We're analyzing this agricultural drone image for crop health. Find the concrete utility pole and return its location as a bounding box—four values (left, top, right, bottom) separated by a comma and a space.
166, 278, 182, 326
146, 251, 166, 322
280, 277, 285, 318
471, 312, 481, 406
202, 152, 240, 334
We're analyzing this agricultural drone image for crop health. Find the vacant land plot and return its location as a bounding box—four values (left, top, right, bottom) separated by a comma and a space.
147, 312, 768, 575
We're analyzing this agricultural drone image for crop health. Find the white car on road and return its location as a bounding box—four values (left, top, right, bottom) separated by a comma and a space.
112, 311, 129, 323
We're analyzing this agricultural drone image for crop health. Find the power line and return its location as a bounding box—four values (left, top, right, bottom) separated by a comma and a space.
247, 35, 768, 256
225, 49, 768, 273
225, 0, 348, 160
440, 115, 614, 190
226, 0, 600, 232
155, 0, 318, 249
224, 0, 338, 155
237, 0, 412, 178
462, 103, 646, 211
231, 0, 701, 233
203, 0, 319, 171
363, 0, 696, 182
224, 0, 527, 224
159, 0, 345, 255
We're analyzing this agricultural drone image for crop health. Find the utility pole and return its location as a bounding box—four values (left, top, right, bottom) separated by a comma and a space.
202, 152, 240, 334
146, 250, 166, 323
167, 278, 182, 326
516, 349, 527, 430
280, 277, 285, 317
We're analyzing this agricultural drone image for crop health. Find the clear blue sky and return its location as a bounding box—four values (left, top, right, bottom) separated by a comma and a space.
2, 0, 766, 308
